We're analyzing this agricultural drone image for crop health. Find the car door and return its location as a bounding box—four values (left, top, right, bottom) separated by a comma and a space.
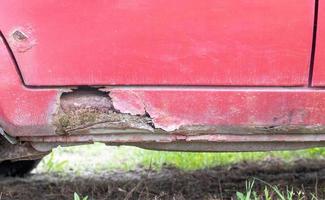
0, 0, 315, 86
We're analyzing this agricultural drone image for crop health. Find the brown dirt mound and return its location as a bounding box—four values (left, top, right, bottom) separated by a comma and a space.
0, 158, 325, 200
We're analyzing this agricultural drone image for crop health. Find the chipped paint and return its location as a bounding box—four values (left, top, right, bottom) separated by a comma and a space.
9, 26, 37, 53
109, 90, 146, 115
107, 89, 188, 131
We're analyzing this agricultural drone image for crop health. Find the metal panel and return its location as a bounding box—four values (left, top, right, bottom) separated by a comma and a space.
0, 0, 314, 86
0, 35, 60, 136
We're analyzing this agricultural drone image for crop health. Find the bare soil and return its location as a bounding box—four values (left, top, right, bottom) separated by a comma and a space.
0, 158, 325, 200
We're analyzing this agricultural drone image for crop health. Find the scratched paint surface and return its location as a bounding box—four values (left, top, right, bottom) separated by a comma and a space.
0, 0, 314, 86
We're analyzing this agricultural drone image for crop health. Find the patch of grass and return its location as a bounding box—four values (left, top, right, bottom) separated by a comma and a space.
40, 147, 68, 173
73, 192, 88, 200
236, 180, 256, 200
235, 178, 317, 200
69, 178, 318, 200
36, 143, 325, 174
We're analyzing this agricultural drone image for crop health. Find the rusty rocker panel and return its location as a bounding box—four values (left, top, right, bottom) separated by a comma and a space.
2, 33, 325, 152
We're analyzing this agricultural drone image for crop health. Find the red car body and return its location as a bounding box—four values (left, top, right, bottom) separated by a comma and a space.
0, 0, 324, 162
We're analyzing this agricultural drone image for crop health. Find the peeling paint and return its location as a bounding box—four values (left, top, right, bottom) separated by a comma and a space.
109, 90, 146, 116
54, 88, 190, 134
105, 88, 188, 131
53, 88, 325, 136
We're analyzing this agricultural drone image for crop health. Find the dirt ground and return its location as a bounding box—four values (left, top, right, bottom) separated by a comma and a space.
0, 158, 325, 200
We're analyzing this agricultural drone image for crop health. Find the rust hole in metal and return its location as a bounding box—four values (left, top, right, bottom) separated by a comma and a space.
53, 88, 155, 135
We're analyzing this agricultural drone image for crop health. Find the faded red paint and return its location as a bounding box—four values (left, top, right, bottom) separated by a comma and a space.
109, 90, 146, 116
0, 0, 314, 86
107, 88, 325, 132
1, 0, 325, 153
2, 30, 325, 138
